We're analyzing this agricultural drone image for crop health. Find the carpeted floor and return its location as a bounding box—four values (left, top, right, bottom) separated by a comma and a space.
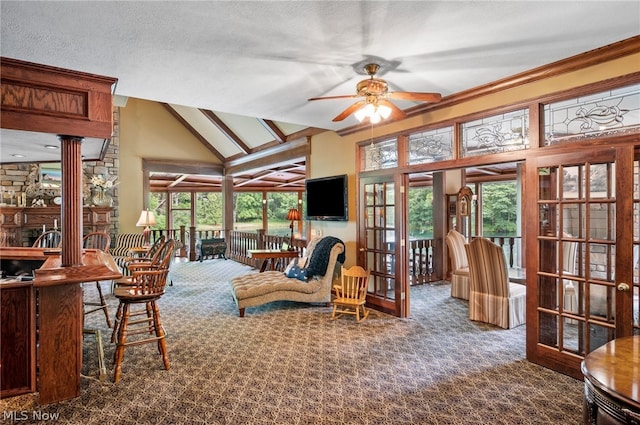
1, 259, 584, 424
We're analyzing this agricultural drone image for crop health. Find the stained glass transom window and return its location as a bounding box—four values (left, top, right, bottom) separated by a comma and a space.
408, 126, 454, 165
462, 109, 529, 157
544, 83, 640, 145
361, 138, 397, 171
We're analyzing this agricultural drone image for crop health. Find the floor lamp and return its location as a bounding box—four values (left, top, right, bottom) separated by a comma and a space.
286, 208, 300, 250
136, 209, 157, 247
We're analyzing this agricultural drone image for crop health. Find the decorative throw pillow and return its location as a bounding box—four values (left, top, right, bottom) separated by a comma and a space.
283, 256, 308, 275
283, 258, 297, 275
285, 264, 308, 282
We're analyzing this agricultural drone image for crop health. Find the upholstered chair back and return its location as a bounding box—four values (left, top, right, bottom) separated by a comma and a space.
465, 237, 526, 329
446, 230, 468, 271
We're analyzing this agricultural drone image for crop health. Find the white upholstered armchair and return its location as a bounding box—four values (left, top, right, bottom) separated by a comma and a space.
446, 230, 470, 300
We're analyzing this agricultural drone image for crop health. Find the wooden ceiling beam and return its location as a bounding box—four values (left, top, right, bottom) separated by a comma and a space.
259, 119, 287, 143
200, 109, 252, 154
162, 104, 226, 162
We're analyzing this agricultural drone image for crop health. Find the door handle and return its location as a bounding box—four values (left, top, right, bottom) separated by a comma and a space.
617, 282, 630, 292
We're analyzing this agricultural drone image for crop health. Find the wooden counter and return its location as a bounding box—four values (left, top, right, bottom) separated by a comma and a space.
581, 335, 640, 424
0, 247, 122, 404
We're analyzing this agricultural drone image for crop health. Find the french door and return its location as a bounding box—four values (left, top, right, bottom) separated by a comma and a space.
358, 174, 408, 317
525, 144, 638, 379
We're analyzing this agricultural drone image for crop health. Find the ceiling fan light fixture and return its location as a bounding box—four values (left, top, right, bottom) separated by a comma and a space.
354, 107, 367, 122
355, 103, 391, 124
378, 104, 392, 119
309, 61, 442, 123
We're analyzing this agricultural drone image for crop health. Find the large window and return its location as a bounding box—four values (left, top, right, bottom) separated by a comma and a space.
480, 181, 518, 237
171, 192, 192, 229
149, 192, 167, 230
233, 192, 263, 232
196, 192, 223, 232
267, 192, 300, 237
408, 186, 434, 239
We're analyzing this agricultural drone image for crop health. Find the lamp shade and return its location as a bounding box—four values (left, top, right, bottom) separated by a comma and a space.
136, 209, 157, 227
286, 208, 300, 221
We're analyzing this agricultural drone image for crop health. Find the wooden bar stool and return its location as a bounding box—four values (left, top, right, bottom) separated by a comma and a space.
82, 232, 112, 328
112, 267, 171, 383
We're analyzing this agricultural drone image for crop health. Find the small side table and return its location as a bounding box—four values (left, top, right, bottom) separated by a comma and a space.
128, 246, 150, 259
248, 249, 299, 272
581, 335, 640, 424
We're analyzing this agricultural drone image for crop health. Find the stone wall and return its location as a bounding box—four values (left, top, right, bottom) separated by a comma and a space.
0, 107, 121, 240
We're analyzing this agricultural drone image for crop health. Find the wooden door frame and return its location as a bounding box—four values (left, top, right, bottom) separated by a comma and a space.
358, 173, 409, 318
524, 142, 637, 379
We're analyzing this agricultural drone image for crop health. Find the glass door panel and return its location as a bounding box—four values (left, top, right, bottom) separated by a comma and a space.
359, 175, 406, 317
527, 146, 636, 379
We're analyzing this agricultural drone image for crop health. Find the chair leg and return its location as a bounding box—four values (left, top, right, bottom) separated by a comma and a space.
151, 301, 170, 371
95, 281, 112, 328
110, 302, 123, 343
331, 304, 339, 320
113, 303, 130, 383
356, 305, 369, 323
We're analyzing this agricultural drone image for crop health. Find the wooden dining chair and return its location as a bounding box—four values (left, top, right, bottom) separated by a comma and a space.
82, 232, 112, 327
331, 265, 371, 323
32, 230, 62, 248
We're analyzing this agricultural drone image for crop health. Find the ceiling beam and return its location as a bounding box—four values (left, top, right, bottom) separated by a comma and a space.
259, 119, 287, 143
200, 109, 251, 154
162, 104, 226, 162
168, 174, 189, 188
225, 137, 309, 175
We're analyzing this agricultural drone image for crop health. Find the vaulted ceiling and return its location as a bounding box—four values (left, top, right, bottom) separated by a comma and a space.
2, 1, 638, 190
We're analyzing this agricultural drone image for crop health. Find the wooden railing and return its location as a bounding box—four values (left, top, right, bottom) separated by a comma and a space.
146, 228, 521, 282
408, 238, 439, 285
409, 235, 522, 286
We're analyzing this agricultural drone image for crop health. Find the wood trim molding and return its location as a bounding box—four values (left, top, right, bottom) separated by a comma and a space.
338, 35, 640, 136
142, 158, 224, 175
0, 57, 117, 139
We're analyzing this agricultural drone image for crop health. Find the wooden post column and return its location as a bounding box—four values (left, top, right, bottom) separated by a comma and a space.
59, 135, 84, 267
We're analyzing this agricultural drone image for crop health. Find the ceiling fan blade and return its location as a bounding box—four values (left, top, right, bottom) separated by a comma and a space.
332, 100, 367, 122
379, 99, 407, 120
387, 91, 442, 103
308, 94, 359, 101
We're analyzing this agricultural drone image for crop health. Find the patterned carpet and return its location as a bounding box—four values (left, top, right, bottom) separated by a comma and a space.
1, 259, 584, 424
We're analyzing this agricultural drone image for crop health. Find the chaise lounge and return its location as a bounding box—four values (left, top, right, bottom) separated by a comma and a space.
230, 236, 345, 317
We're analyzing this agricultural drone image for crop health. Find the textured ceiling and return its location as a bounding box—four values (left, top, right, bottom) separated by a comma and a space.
1, 1, 638, 187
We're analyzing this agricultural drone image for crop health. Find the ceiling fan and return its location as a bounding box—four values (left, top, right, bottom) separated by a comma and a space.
308, 63, 442, 123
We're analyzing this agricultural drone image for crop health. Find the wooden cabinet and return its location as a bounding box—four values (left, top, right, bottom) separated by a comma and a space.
0, 206, 112, 247
0, 282, 35, 398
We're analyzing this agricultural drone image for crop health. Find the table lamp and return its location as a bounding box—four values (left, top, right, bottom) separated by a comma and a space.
286, 208, 300, 249
136, 209, 157, 247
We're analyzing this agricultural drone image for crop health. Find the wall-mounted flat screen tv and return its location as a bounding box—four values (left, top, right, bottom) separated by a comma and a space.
305, 174, 348, 221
